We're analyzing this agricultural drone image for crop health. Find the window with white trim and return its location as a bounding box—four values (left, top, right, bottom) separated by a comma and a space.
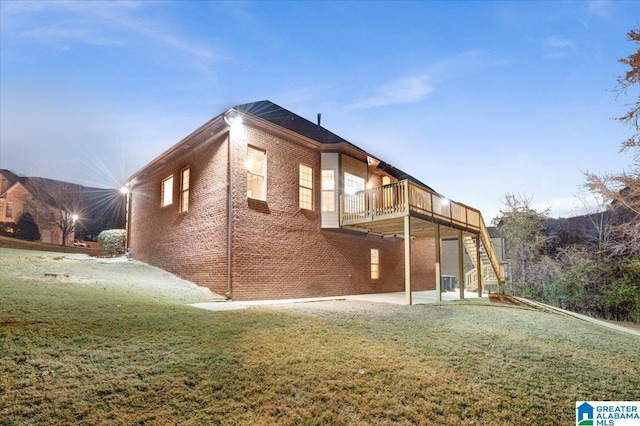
161, 175, 174, 207
371, 248, 380, 279
344, 172, 365, 195
321, 170, 335, 212
344, 172, 365, 213
246, 146, 266, 200
180, 167, 190, 213
299, 164, 313, 210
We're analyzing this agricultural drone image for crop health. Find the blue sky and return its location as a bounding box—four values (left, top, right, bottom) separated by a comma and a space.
1, 0, 638, 220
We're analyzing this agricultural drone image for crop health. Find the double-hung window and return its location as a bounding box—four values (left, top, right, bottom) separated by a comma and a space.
246, 147, 266, 200
371, 249, 380, 279
180, 168, 190, 213
321, 170, 335, 212
161, 175, 174, 207
299, 164, 313, 210
344, 172, 365, 214
344, 172, 365, 195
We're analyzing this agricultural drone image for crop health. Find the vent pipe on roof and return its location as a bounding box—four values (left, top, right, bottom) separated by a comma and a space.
317, 113, 321, 127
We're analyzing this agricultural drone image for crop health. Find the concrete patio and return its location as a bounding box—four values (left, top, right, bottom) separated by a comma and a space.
189, 289, 482, 311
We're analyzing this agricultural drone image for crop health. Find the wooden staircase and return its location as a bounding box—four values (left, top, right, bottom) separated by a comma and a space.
340, 179, 506, 293
463, 222, 503, 293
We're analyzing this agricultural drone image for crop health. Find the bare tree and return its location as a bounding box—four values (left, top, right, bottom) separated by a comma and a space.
585, 29, 640, 256
493, 193, 550, 296
27, 178, 84, 246
576, 191, 616, 254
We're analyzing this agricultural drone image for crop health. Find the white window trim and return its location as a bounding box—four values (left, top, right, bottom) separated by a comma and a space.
344, 172, 365, 195
321, 169, 335, 212
161, 175, 174, 207
247, 146, 267, 201
299, 164, 313, 210
180, 167, 190, 213
371, 248, 380, 280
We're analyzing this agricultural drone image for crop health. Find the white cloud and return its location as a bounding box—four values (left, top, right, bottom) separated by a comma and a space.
587, 0, 610, 18
21, 25, 123, 46
543, 36, 575, 49
353, 74, 434, 109
2, 0, 221, 62
543, 36, 575, 58
352, 50, 489, 110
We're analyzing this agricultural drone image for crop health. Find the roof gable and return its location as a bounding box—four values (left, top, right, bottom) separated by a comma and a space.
233, 101, 434, 191
234, 101, 355, 147
127, 100, 436, 193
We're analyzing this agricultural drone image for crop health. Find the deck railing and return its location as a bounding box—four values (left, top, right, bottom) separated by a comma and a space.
478, 215, 505, 284
465, 265, 499, 293
341, 179, 505, 284
341, 180, 481, 232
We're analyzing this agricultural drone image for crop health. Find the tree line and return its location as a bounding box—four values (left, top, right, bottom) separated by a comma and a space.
494, 30, 640, 323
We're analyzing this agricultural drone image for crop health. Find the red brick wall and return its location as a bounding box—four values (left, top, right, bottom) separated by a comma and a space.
129, 132, 230, 297
129, 121, 436, 301
228, 124, 435, 300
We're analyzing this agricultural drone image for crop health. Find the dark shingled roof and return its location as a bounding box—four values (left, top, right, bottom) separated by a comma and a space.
233, 100, 435, 192
233, 100, 359, 148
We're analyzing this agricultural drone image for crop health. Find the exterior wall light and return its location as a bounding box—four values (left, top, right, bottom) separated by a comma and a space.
224, 110, 243, 126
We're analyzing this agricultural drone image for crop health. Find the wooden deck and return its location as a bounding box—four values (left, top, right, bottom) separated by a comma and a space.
341, 180, 481, 234
340, 180, 505, 286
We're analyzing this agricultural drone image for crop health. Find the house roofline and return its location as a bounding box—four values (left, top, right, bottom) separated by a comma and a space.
125, 114, 228, 186
125, 100, 435, 193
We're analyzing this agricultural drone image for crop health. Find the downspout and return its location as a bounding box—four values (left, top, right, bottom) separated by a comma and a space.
125, 190, 130, 251
226, 130, 233, 300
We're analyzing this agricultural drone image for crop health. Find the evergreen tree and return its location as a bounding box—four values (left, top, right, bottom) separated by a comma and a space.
14, 212, 41, 241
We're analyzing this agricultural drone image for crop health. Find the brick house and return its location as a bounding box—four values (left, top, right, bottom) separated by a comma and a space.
0, 170, 73, 245
0, 169, 123, 246
125, 101, 504, 303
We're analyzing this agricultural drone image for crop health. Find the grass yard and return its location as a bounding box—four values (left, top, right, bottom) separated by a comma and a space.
1, 248, 639, 425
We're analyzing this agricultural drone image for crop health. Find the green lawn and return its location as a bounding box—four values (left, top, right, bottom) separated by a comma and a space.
1, 248, 639, 425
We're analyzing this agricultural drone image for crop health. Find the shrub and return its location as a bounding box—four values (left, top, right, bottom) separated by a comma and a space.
607, 258, 640, 323
97, 229, 126, 256
14, 213, 40, 241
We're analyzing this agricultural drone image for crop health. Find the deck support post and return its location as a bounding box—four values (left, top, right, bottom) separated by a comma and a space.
458, 230, 465, 300
476, 235, 482, 297
435, 224, 441, 303
404, 215, 412, 306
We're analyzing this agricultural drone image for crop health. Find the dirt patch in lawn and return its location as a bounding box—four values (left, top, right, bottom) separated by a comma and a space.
489, 293, 524, 306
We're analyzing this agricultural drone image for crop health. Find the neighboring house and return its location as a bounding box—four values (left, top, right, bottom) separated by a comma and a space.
0, 170, 124, 245
125, 100, 505, 303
